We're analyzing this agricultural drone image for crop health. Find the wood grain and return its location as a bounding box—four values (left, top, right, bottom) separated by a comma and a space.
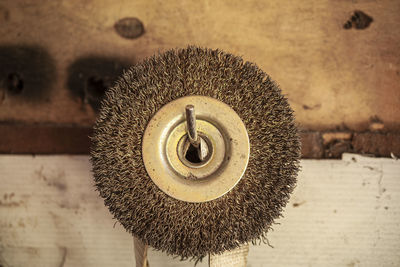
0, 154, 399, 266
0, 0, 399, 131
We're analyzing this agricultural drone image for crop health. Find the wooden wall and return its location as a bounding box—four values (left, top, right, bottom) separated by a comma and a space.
0, 0, 399, 131
0, 154, 399, 266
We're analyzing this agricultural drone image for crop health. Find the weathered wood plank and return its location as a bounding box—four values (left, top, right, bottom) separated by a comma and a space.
0, 154, 399, 266
2, 125, 400, 159
0, 0, 399, 131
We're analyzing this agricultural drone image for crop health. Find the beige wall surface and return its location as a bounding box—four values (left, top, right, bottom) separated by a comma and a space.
0, 154, 399, 266
0, 0, 399, 131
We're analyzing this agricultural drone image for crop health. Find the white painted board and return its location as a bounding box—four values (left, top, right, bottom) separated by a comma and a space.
0, 154, 399, 267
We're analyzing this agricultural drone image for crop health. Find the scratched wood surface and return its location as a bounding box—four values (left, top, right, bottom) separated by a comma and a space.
0, 0, 399, 131
0, 154, 399, 267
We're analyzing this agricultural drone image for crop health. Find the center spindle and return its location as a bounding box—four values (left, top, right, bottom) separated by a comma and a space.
184, 105, 210, 163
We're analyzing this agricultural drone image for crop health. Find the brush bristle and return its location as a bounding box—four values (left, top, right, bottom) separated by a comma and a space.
90, 46, 300, 260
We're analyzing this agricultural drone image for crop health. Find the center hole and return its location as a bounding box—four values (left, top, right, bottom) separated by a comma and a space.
185, 143, 202, 163
178, 134, 213, 168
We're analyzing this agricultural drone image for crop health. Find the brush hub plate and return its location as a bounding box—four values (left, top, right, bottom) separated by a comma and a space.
142, 96, 250, 202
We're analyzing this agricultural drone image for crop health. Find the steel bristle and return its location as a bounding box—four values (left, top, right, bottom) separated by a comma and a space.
90, 46, 300, 260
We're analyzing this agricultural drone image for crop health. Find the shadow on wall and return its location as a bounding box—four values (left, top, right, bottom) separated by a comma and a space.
0, 45, 56, 103
66, 56, 132, 112
0, 45, 133, 112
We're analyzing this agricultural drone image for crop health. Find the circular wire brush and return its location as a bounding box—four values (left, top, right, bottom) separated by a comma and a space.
91, 46, 300, 260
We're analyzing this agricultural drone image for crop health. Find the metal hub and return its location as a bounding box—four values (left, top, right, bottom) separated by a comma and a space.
142, 96, 250, 202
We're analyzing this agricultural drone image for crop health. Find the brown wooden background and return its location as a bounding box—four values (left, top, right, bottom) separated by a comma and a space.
0, 0, 399, 157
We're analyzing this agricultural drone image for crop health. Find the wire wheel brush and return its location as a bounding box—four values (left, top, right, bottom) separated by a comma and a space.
91, 46, 300, 261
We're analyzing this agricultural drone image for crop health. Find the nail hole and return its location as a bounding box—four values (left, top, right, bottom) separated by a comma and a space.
6, 72, 24, 94
86, 76, 107, 100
